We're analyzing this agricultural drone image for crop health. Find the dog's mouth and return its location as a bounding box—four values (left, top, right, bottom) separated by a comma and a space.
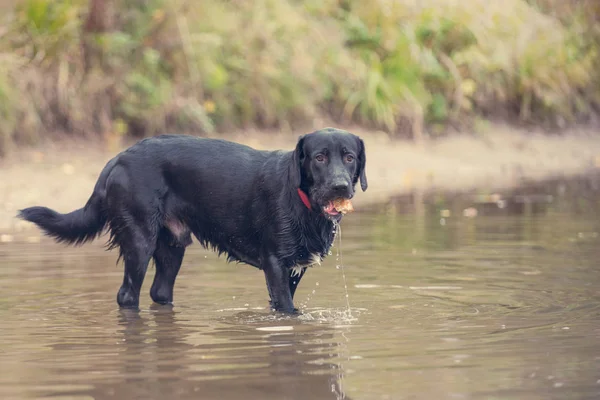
323, 202, 340, 216
322, 198, 354, 217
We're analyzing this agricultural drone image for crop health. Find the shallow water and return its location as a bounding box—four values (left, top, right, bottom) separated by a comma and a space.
1, 174, 600, 400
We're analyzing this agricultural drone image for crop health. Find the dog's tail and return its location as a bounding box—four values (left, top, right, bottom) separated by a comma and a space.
18, 196, 106, 245
17, 159, 115, 246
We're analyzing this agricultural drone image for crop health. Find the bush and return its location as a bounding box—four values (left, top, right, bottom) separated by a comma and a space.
334, 0, 599, 134
0, 0, 598, 155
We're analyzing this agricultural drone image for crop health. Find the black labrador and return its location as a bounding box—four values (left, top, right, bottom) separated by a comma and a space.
18, 127, 367, 313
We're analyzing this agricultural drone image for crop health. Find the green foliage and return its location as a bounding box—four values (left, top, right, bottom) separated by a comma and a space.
181, 0, 349, 128
338, 7, 430, 132
11, 0, 84, 64
0, 0, 598, 154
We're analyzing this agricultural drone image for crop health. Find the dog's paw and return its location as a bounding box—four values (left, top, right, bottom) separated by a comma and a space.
268, 301, 300, 315
117, 286, 140, 309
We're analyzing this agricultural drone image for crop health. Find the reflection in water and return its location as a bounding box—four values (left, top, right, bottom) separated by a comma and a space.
365, 172, 600, 254
43, 307, 352, 400
1, 173, 599, 400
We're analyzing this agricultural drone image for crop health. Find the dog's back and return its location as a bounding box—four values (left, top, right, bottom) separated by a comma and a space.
20, 134, 283, 257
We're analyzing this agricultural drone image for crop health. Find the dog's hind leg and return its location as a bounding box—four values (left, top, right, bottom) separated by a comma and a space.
114, 223, 157, 308
150, 229, 186, 305
107, 199, 159, 308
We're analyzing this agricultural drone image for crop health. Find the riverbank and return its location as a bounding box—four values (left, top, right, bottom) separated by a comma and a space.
1, 125, 600, 241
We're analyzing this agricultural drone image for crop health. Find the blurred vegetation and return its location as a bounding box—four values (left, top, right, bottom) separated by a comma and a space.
0, 0, 599, 155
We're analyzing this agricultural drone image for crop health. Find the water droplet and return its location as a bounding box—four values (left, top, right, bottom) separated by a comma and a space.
328, 251, 332, 255
316, 282, 319, 286
336, 265, 340, 269
312, 290, 316, 294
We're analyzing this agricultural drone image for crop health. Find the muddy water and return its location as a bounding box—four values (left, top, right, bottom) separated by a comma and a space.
1, 175, 599, 400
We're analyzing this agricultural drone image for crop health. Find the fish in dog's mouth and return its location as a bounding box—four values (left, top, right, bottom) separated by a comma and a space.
323, 198, 354, 217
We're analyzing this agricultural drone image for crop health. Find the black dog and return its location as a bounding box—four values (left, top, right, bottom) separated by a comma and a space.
18, 128, 367, 313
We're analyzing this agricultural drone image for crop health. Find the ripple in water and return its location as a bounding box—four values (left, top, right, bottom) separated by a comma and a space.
298, 307, 365, 324
216, 306, 364, 325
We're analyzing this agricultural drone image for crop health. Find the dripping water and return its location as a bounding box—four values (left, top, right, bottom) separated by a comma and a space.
334, 221, 352, 318
299, 222, 356, 323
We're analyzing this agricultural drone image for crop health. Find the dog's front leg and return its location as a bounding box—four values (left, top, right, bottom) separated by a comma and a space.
262, 255, 296, 314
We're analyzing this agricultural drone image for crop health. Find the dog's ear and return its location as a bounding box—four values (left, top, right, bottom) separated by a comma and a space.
356, 137, 368, 191
289, 135, 306, 188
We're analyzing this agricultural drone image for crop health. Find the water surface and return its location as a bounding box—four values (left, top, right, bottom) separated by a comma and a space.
1, 174, 599, 400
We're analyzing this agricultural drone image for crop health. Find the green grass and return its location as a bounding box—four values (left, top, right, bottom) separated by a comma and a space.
0, 0, 598, 156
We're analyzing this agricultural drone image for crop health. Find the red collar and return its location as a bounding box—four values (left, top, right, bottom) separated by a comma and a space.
297, 188, 311, 210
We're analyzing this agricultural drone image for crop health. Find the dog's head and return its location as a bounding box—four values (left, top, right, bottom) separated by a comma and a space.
290, 127, 367, 220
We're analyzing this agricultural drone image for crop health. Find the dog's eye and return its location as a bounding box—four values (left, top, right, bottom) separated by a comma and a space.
345, 154, 355, 163
315, 154, 326, 163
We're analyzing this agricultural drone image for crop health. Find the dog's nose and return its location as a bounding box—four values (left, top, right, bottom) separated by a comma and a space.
332, 180, 350, 193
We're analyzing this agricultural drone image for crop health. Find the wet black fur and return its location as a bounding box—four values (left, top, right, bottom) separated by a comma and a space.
18, 128, 367, 313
